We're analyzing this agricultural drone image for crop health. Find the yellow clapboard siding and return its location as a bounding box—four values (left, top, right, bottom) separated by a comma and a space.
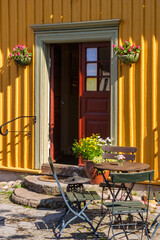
81, 0, 90, 21
1, 0, 9, 167
26, 0, 35, 169
155, 0, 160, 180
35, 0, 43, 24
132, 0, 143, 164
101, 0, 111, 20
63, 0, 71, 23
71, 0, 81, 22
9, 0, 18, 168
17, 0, 26, 168
0, 0, 160, 183
54, 0, 63, 23
44, 0, 53, 24
144, 0, 153, 167
112, 0, 122, 19
151, 0, 157, 174
119, 0, 131, 145
90, 0, 100, 21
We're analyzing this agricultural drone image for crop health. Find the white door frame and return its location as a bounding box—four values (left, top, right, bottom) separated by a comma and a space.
30, 19, 120, 169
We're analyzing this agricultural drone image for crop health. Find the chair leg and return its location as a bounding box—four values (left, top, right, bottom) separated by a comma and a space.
55, 207, 70, 230
101, 187, 104, 215
81, 212, 99, 237
149, 213, 160, 239
54, 201, 99, 239
118, 214, 130, 240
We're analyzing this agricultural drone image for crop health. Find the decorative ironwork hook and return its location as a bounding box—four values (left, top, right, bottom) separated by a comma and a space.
0, 116, 36, 137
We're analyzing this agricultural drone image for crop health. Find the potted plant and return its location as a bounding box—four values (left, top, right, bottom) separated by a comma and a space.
9, 44, 32, 67
72, 134, 111, 184
113, 41, 141, 64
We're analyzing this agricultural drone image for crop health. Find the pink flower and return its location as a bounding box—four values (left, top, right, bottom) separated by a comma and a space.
13, 48, 16, 51
137, 45, 140, 49
121, 47, 124, 50
14, 53, 17, 56
21, 45, 25, 49
113, 44, 115, 48
9, 54, 12, 57
17, 52, 20, 56
18, 44, 21, 48
20, 48, 23, 51
25, 54, 28, 57
131, 45, 135, 48
119, 45, 122, 49
125, 41, 128, 43
129, 48, 132, 52
15, 45, 18, 49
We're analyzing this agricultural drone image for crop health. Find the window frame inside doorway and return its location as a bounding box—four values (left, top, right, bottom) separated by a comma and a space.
30, 19, 120, 169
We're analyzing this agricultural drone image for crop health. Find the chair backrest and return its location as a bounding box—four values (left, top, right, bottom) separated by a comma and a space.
110, 170, 154, 184
102, 145, 137, 161
48, 156, 69, 205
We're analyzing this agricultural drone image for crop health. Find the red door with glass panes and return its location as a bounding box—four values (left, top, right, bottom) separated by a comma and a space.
79, 42, 111, 165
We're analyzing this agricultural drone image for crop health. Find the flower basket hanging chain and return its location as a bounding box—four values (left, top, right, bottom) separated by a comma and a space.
9, 44, 32, 67
113, 41, 141, 64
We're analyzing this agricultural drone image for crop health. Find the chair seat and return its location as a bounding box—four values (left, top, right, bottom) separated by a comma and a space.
104, 200, 147, 214
66, 190, 101, 202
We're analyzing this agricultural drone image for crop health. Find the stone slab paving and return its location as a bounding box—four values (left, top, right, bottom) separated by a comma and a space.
1, 181, 160, 239
0, 192, 160, 239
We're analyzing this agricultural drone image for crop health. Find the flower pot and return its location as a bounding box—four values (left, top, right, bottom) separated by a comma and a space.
84, 160, 109, 185
118, 53, 139, 64
91, 171, 110, 185
14, 57, 32, 67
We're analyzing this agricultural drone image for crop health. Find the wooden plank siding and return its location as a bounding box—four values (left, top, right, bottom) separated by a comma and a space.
0, 0, 160, 181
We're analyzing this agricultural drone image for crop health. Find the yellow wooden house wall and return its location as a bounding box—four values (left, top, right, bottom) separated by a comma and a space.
0, 0, 160, 180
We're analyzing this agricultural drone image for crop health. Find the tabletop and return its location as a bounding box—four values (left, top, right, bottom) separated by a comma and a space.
95, 161, 150, 173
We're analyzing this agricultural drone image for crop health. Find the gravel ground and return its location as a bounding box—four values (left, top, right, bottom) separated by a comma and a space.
0, 181, 160, 239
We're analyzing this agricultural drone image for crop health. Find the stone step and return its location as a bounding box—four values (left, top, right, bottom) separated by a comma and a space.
11, 187, 65, 209
41, 163, 86, 177
24, 175, 100, 195
11, 174, 101, 208
24, 175, 68, 195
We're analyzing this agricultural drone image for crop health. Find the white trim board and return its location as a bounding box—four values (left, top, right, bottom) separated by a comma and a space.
30, 20, 119, 169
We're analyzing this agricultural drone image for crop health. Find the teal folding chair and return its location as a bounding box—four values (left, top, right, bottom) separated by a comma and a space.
48, 157, 100, 239
100, 145, 137, 213
102, 170, 154, 240
148, 191, 160, 239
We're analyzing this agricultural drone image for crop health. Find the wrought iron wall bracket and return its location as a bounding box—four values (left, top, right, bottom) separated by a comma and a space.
0, 116, 36, 137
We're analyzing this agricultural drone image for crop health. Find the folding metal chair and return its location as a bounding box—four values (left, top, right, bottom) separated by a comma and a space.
101, 170, 154, 240
100, 146, 137, 213
148, 191, 160, 239
48, 157, 100, 239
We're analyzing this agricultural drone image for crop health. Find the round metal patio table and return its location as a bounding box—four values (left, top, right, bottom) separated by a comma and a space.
95, 161, 150, 202
95, 161, 150, 173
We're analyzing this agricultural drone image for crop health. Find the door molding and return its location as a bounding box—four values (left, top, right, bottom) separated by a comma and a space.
30, 19, 120, 169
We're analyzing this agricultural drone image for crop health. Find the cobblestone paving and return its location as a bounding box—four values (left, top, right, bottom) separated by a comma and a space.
0, 182, 160, 239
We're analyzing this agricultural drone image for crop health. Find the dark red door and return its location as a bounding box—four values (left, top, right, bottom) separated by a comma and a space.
79, 42, 111, 165
50, 45, 61, 161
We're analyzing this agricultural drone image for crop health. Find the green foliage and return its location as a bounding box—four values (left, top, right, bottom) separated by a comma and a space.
72, 134, 111, 160
9, 44, 32, 61
113, 41, 141, 55
6, 191, 13, 198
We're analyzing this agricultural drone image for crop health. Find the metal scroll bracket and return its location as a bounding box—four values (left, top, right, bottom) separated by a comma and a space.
0, 116, 36, 137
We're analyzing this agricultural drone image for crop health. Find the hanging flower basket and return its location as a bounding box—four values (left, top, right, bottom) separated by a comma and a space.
113, 41, 141, 64
14, 57, 32, 67
118, 52, 140, 64
9, 44, 32, 67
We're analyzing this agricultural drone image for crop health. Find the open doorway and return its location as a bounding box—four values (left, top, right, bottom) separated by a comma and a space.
50, 43, 79, 165
50, 41, 111, 166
